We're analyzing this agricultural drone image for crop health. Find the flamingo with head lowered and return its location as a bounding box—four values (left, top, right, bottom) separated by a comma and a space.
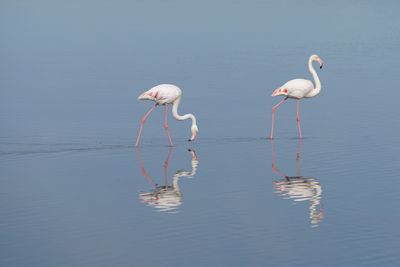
135, 84, 198, 147
270, 54, 324, 139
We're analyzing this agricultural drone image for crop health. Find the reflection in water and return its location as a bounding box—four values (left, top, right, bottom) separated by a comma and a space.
136, 148, 199, 213
271, 140, 324, 227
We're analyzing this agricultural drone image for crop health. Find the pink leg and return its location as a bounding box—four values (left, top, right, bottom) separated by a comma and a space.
135, 104, 157, 147
297, 139, 302, 177
270, 97, 288, 139
164, 147, 173, 185
164, 105, 173, 147
296, 99, 302, 139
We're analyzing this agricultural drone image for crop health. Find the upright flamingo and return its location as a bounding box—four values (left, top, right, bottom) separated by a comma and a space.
135, 84, 198, 147
270, 55, 324, 139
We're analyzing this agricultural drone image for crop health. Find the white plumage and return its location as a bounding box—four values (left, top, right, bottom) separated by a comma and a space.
138, 84, 182, 105
270, 54, 324, 139
279, 79, 315, 99
135, 84, 198, 147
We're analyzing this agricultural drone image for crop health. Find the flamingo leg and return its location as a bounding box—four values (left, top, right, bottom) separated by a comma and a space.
297, 139, 302, 177
135, 104, 157, 147
270, 97, 288, 139
164, 147, 173, 185
164, 104, 173, 147
296, 99, 302, 139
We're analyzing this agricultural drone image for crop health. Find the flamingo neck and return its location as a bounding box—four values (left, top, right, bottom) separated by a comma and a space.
172, 96, 197, 129
307, 58, 322, 98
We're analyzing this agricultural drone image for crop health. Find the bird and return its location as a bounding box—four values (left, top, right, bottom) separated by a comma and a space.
135, 84, 198, 147
270, 54, 323, 139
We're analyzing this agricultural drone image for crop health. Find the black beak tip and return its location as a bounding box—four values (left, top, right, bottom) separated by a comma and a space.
320, 65, 323, 69
188, 139, 191, 142
188, 149, 192, 152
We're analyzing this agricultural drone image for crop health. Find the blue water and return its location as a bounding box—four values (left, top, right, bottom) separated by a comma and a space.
1, 1, 400, 266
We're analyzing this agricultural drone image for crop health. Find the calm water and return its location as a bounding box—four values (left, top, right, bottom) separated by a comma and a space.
1, 1, 400, 266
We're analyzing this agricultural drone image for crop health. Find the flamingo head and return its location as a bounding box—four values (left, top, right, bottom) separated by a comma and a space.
311, 54, 323, 69
188, 125, 198, 142
271, 88, 288, 97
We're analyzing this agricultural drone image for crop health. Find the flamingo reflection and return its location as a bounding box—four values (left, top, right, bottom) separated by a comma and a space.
271, 140, 324, 227
136, 147, 199, 213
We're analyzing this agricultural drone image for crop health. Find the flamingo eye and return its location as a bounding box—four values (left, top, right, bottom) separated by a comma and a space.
284, 89, 287, 93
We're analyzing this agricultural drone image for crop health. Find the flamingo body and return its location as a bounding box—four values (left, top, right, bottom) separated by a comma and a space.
136, 84, 198, 146
274, 79, 315, 99
138, 84, 181, 105
270, 54, 323, 139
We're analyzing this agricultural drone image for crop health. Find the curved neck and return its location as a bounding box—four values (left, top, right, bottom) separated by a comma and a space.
172, 96, 197, 128
307, 58, 321, 97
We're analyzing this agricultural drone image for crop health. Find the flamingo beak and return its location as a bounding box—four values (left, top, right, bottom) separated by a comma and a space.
188, 132, 197, 142
318, 59, 323, 69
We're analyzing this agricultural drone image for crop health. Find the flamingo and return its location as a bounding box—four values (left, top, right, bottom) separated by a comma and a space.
135, 84, 198, 147
270, 54, 324, 139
